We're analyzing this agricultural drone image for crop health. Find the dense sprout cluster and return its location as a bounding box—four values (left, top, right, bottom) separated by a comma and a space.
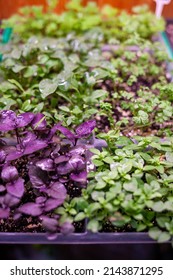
0, 110, 102, 234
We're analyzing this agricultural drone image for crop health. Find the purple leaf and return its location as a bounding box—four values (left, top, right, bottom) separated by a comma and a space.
6, 149, 24, 161
18, 203, 43, 216
22, 132, 37, 146
36, 158, 54, 171
47, 182, 67, 199
0, 208, 10, 219
75, 120, 96, 138
4, 193, 20, 207
68, 145, 86, 156
40, 216, 58, 232
16, 112, 35, 128
56, 125, 75, 144
23, 139, 48, 155
44, 198, 64, 212
36, 196, 47, 204
92, 138, 108, 150
60, 221, 74, 235
0, 110, 16, 131
70, 171, 87, 184
0, 185, 5, 192
69, 155, 85, 171
0, 150, 6, 163
31, 113, 47, 130
29, 166, 48, 188
54, 155, 69, 164
57, 162, 74, 175
6, 178, 24, 198
1, 165, 18, 182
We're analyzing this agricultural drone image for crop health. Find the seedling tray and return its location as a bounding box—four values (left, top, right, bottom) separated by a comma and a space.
0, 32, 173, 245
0, 232, 160, 244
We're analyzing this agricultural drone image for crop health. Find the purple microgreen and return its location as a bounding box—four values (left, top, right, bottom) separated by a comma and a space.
69, 155, 86, 171
0, 150, 6, 163
60, 221, 74, 235
36, 158, 54, 171
23, 139, 48, 155
4, 193, 20, 207
6, 178, 24, 198
21, 132, 37, 146
1, 165, 18, 182
18, 202, 43, 216
0, 207, 10, 219
56, 125, 76, 144
0, 185, 6, 192
68, 145, 86, 156
16, 112, 35, 128
40, 216, 58, 232
0, 110, 16, 131
46, 182, 67, 199
54, 155, 69, 164
70, 171, 87, 184
36, 196, 47, 204
6, 149, 24, 161
44, 198, 65, 212
57, 161, 74, 175
29, 166, 48, 188
31, 113, 47, 130
75, 119, 96, 138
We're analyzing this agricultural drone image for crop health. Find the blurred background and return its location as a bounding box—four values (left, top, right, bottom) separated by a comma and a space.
0, 0, 173, 19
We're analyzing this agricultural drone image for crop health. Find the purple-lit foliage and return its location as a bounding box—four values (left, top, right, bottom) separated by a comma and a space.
0, 110, 99, 234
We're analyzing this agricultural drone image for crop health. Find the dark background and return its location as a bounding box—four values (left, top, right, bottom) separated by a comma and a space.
0, 244, 172, 260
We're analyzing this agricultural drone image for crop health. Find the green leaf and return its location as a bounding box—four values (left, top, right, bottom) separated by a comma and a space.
0, 97, 16, 109
90, 148, 101, 155
87, 220, 100, 233
158, 232, 171, 243
74, 212, 86, 222
39, 79, 58, 97
88, 203, 101, 214
91, 89, 108, 99
152, 201, 165, 212
156, 216, 170, 228
8, 79, 24, 93
166, 152, 173, 163
59, 105, 70, 112
123, 178, 138, 192
148, 227, 162, 240
118, 161, 133, 174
